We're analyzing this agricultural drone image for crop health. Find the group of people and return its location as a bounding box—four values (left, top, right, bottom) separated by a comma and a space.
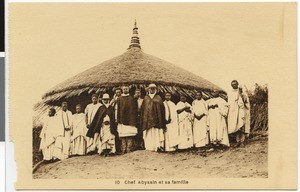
39, 80, 250, 162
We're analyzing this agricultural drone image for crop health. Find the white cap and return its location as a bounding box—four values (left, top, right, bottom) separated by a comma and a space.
102, 93, 110, 100
147, 83, 157, 89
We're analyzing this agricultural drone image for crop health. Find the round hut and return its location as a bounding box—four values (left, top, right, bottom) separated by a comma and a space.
35, 21, 225, 113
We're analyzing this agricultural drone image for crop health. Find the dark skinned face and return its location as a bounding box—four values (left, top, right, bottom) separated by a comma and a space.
115, 90, 122, 97
102, 99, 109, 104
196, 93, 202, 100
149, 88, 156, 94
76, 106, 81, 114
231, 81, 239, 89
122, 87, 129, 94
165, 94, 171, 101
62, 104, 68, 111
135, 91, 141, 98
92, 97, 98, 104
180, 96, 186, 103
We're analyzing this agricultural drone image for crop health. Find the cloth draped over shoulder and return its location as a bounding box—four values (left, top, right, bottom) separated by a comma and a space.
140, 94, 166, 131
117, 95, 138, 127
227, 88, 250, 134
39, 115, 61, 151
86, 105, 116, 138
85, 103, 101, 124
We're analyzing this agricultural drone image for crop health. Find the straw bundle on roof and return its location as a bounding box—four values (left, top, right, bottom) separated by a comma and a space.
36, 21, 225, 113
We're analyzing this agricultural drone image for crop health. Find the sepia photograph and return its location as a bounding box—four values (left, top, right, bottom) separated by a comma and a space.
8, 2, 296, 190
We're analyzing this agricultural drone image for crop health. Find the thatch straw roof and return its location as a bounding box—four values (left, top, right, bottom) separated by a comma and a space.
44, 47, 223, 97
36, 22, 225, 113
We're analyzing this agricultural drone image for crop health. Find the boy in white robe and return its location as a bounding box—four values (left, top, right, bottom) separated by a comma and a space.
176, 95, 193, 150
192, 91, 209, 148
53, 102, 73, 160
99, 115, 116, 156
207, 91, 230, 148
39, 108, 57, 161
85, 94, 101, 154
163, 92, 179, 152
70, 104, 87, 156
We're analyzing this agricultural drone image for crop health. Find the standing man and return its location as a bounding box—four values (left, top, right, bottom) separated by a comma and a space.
110, 87, 122, 121
85, 94, 102, 154
134, 88, 144, 149
163, 92, 179, 152
140, 84, 166, 152
207, 91, 230, 148
53, 102, 73, 160
176, 95, 193, 150
192, 91, 209, 149
117, 85, 138, 154
39, 108, 58, 162
227, 80, 250, 147
70, 104, 87, 156
87, 93, 116, 155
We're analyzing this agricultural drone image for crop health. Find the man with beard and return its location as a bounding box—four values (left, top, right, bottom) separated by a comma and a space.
140, 84, 166, 152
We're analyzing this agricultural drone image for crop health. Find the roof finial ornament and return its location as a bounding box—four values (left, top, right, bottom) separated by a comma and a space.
128, 20, 141, 49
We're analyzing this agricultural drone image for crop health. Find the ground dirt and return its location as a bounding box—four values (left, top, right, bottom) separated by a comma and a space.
33, 134, 268, 179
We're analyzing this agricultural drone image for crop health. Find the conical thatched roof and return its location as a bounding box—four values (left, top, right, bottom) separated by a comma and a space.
43, 47, 223, 99
36, 21, 225, 113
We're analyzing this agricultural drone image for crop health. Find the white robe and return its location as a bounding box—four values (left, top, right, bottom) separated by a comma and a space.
70, 113, 87, 155
143, 128, 164, 151
163, 100, 179, 151
192, 99, 209, 148
98, 117, 116, 154
85, 103, 101, 153
207, 97, 230, 146
227, 89, 245, 134
177, 101, 193, 149
53, 110, 73, 160
39, 115, 60, 160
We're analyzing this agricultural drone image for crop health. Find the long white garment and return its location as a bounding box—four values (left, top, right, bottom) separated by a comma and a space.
207, 97, 230, 146
39, 115, 58, 160
98, 116, 116, 154
53, 110, 73, 160
163, 100, 179, 151
192, 99, 209, 148
227, 89, 245, 134
118, 124, 138, 137
143, 128, 164, 151
176, 101, 193, 149
70, 113, 87, 155
85, 103, 101, 153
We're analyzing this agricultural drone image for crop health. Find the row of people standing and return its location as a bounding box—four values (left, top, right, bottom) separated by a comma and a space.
39, 80, 250, 161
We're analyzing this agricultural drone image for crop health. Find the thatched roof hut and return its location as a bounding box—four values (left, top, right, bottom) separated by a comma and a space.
36, 21, 225, 113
